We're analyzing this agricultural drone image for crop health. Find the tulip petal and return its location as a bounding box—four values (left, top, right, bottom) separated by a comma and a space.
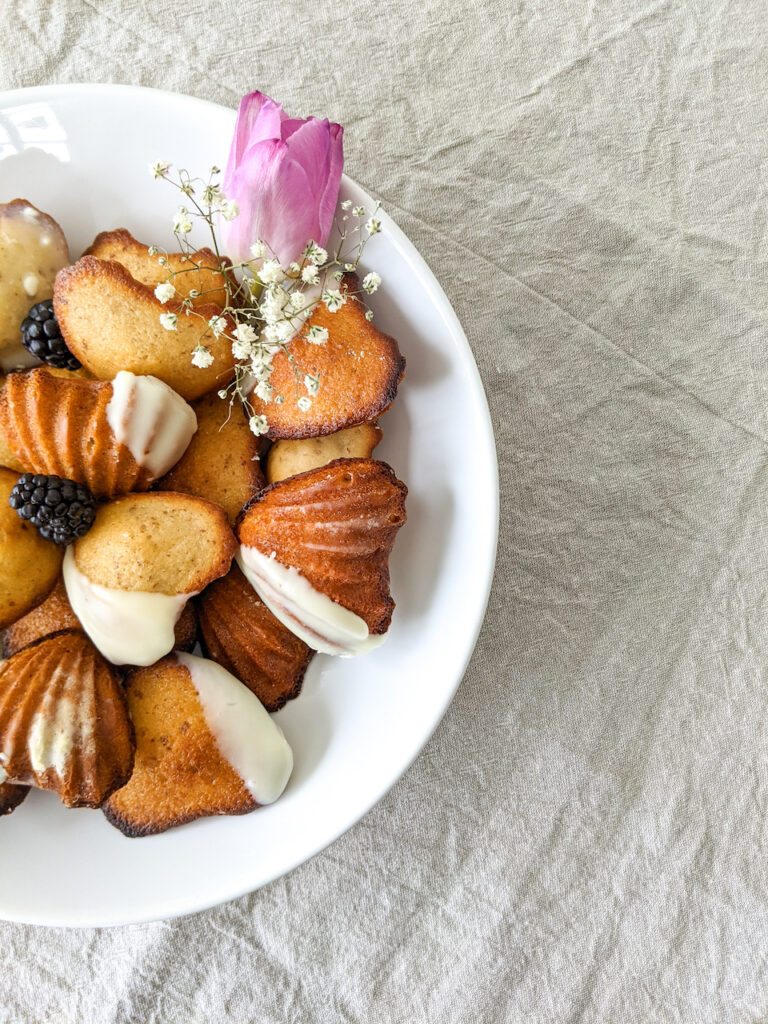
273, 118, 344, 249
225, 92, 284, 185
319, 122, 344, 245
221, 91, 344, 267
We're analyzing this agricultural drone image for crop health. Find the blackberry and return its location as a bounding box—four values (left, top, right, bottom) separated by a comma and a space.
9, 473, 96, 545
20, 300, 81, 371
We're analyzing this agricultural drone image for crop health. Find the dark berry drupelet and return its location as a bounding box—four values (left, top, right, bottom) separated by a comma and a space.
9, 474, 96, 545
20, 300, 81, 371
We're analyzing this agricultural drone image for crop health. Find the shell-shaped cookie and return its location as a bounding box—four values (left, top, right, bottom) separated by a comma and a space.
103, 655, 293, 837
0, 631, 135, 808
0, 368, 196, 498
0, 199, 69, 356
158, 389, 264, 526
237, 458, 407, 634
265, 422, 382, 484
54, 256, 235, 401
0, 466, 62, 631
84, 228, 230, 309
197, 565, 313, 711
248, 273, 405, 439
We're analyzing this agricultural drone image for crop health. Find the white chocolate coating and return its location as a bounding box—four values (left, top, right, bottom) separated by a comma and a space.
106, 371, 197, 478
63, 547, 191, 666
27, 694, 90, 776
237, 545, 385, 658
176, 652, 293, 805
0, 200, 69, 353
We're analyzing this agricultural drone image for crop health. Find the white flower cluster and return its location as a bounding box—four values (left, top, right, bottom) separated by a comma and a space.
151, 162, 385, 437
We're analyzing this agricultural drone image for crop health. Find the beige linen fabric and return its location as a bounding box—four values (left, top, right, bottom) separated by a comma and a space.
3, 1, 768, 1021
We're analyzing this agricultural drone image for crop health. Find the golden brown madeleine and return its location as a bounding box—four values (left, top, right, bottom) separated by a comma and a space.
0, 376, 24, 472
197, 564, 313, 711
174, 601, 198, 653
54, 256, 235, 401
248, 273, 405, 439
266, 422, 382, 484
0, 631, 135, 808
158, 390, 264, 525
0, 467, 62, 630
2, 577, 79, 657
0, 369, 196, 498
237, 458, 407, 635
72, 492, 236, 594
103, 657, 258, 837
0, 200, 69, 361
84, 228, 230, 309
0, 781, 27, 817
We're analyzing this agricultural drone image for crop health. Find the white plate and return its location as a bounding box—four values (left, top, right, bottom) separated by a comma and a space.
0, 84, 498, 927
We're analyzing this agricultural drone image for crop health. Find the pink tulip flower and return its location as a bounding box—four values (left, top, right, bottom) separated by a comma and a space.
222, 91, 344, 268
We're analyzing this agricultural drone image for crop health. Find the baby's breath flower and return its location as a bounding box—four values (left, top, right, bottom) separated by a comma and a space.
191, 345, 214, 368
306, 325, 329, 345
209, 164, 221, 175
154, 281, 176, 304
273, 319, 295, 342
159, 312, 178, 331
232, 338, 254, 360
259, 287, 288, 324
250, 360, 273, 382
150, 160, 172, 179
322, 289, 346, 312
147, 245, 158, 256
235, 323, 258, 344
208, 315, 227, 337
258, 259, 285, 284
305, 243, 328, 266
287, 290, 310, 314
365, 309, 374, 321
362, 272, 381, 294
149, 164, 389, 425
173, 207, 193, 235
202, 183, 222, 206
219, 199, 240, 221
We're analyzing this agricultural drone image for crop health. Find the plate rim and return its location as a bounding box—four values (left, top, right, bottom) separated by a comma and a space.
0, 82, 499, 927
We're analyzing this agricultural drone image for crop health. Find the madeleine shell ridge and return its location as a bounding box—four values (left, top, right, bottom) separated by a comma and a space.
237, 457, 407, 634
0, 631, 135, 808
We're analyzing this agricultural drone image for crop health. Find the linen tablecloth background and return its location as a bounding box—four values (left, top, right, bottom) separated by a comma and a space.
3, 1, 768, 1021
